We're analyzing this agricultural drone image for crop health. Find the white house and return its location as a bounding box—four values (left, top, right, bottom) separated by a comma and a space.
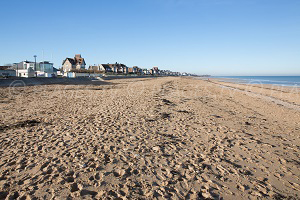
17, 68, 35, 78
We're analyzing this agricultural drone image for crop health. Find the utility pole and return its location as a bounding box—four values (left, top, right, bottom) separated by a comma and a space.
34, 55, 37, 77
34, 55, 37, 71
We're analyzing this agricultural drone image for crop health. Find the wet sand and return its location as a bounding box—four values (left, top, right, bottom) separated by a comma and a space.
0, 77, 299, 199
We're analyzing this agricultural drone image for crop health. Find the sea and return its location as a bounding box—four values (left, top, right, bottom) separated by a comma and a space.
213, 76, 300, 87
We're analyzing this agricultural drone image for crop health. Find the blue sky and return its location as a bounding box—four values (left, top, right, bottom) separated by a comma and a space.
0, 0, 299, 75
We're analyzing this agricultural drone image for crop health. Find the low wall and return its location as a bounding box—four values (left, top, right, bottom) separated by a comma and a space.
0, 77, 108, 87
0, 70, 16, 77
102, 75, 155, 80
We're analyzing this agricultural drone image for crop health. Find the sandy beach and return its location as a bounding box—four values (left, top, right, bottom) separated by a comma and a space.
0, 77, 299, 199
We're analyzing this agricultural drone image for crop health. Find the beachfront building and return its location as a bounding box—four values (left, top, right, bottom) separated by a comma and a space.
36, 61, 53, 73
62, 54, 86, 72
13, 61, 35, 71
128, 67, 133, 73
0, 66, 16, 77
36, 61, 54, 77
142, 68, 150, 75
88, 63, 129, 74
17, 68, 35, 78
101, 64, 114, 73
152, 67, 159, 75
12, 60, 54, 77
112, 63, 128, 74
89, 65, 104, 72
0, 66, 15, 77
12, 61, 35, 77
128, 66, 142, 74
133, 66, 142, 74
88, 64, 112, 73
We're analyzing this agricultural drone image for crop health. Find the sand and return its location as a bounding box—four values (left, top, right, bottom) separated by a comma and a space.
0, 77, 299, 199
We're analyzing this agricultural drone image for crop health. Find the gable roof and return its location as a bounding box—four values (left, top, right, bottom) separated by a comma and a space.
62, 58, 75, 65
101, 64, 113, 70
62, 54, 86, 66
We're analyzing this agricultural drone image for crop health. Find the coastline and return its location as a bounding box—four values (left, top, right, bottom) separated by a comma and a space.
205, 78, 300, 107
0, 77, 299, 199
209, 76, 300, 88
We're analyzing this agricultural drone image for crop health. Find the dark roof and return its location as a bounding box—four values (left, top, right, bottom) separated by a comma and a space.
0, 66, 10, 70
62, 55, 86, 66
62, 58, 75, 65
101, 64, 113, 70
53, 67, 59, 72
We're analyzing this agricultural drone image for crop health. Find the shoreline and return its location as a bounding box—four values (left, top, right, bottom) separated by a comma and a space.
205, 79, 300, 111
207, 76, 300, 88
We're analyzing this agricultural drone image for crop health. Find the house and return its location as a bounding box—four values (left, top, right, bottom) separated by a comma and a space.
128, 67, 134, 73
89, 65, 104, 72
101, 64, 114, 73
11, 61, 36, 77
62, 54, 86, 72
142, 68, 150, 75
110, 63, 128, 74
16, 68, 35, 78
12, 61, 35, 70
88, 64, 110, 72
133, 66, 142, 74
128, 66, 141, 74
152, 67, 159, 74
92, 63, 128, 74
89, 64, 113, 73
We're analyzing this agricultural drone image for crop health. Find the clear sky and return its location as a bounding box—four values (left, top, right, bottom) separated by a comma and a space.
0, 0, 299, 75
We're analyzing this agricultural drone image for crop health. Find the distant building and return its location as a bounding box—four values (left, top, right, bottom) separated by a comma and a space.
62, 54, 86, 72
142, 68, 150, 75
37, 61, 54, 74
0, 66, 10, 70
89, 63, 128, 74
88, 64, 108, 72
11, 60, 54, 77
128, 66, 142, 74
0, 69, 16, 77
16, 68, 35, 78
133, 66, 142, 74
152, 67, 159, 74
111, 63, 128, 74
12, 61, 35, 71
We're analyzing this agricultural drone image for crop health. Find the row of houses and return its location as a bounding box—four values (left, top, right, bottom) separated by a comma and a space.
61, 54, 161, 75
1, 53, 190, 78
87, 64, 160, 75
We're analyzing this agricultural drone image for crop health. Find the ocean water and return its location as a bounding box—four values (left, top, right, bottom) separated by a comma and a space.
213, 76, 300, 87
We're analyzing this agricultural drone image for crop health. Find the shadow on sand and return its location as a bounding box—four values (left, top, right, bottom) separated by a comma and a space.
0, 77, 113, 87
